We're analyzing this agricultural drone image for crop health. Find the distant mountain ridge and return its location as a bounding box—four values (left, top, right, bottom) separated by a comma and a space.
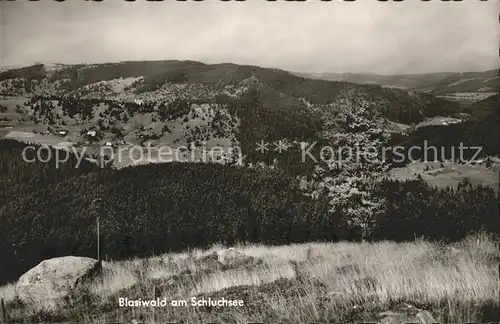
2, 62, 496, 94
294, 69, 498, 95
293, 71, 454, 90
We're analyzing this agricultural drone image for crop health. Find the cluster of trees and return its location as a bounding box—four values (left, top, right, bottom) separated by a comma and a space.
28, 96, 96, 121
183, 107, 239, 145
29, 95, 165, 126
304, 89, 392, 238
0, 64, 46, 93
221, 88, 324, 168
372, 178, 499, 242
29, 94, 194, 128
157, 99, 191, 121
0, 79, 28, 96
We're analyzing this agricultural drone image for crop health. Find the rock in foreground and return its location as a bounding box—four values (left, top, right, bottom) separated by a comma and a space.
378, 303, 437, 324
16, 256, 102, 303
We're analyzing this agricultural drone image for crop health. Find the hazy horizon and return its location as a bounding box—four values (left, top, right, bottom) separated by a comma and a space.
0, 60, 497, 77
1, 1, 498, 75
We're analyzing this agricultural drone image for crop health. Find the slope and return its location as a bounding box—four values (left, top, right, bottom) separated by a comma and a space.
0, 61, 460, 170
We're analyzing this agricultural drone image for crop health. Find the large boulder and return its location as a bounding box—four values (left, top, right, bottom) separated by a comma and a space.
16, 256, 102, 303
216, 248, 262, 269
216, 247, 241, 265
378, 303, 437, 324
195, 248, 262, 271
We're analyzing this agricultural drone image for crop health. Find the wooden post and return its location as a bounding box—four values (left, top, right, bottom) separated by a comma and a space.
1, 298, 7, 323
97, 216, 100, 261
152, 285, 156, 324
91, 198, 103, 262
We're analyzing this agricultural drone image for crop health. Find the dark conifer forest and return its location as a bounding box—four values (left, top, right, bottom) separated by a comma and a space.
0, 139, 497, 285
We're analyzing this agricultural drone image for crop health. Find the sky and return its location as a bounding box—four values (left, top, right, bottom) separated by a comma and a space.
1, 0, 498, 75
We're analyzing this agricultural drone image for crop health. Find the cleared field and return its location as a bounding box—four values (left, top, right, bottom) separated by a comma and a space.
4, 131, 74, 149
414, 116, 463, 128
437, 92, 497, 102
1, 234, 498, 323
389, 160, 499, 190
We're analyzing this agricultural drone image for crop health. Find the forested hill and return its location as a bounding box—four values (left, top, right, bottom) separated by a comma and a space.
0, 61, 459, 125
389, 94, 499, 161
0, 139, 498, 285
0, 62, 496, 285
0, 61, 460, 170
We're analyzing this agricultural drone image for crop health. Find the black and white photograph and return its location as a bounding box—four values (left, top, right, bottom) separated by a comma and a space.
0, 1, 499, 323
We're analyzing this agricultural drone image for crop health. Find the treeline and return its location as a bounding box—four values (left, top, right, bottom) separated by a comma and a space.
372, 178, 499, 241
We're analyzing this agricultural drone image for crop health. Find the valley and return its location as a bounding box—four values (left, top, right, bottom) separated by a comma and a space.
0, 61, 497, 324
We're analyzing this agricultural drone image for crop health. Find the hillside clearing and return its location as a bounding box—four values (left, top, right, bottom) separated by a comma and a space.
389, 160, 500, 190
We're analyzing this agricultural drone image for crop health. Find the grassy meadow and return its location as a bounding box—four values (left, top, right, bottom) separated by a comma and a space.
0, 233, 498, 323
